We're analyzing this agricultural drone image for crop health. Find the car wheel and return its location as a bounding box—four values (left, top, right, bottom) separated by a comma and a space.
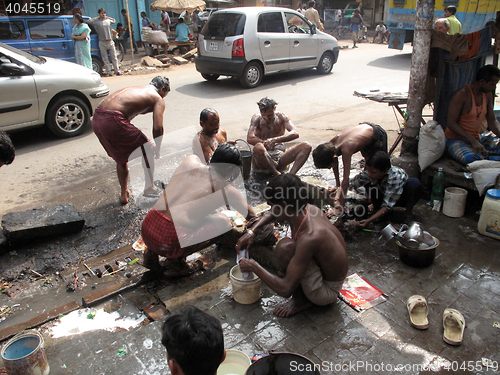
46, 96, 90, 138
201, 73, 220, 81
92, 56, 103, 75
239, 62, 263, 88
317, 52, 334, 74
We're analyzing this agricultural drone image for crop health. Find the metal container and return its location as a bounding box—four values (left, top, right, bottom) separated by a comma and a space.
235, 139, 252, 180
401, 222, 424, 249
397, 234, 439, 268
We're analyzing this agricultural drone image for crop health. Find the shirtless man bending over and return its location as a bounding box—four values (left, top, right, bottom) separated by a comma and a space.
193, 108, 229, 164
93, 76, 170, 204
236, 174, 348, 317
312, 123, 387, 212
142, 143, 256, 275
248, 97, 311, 176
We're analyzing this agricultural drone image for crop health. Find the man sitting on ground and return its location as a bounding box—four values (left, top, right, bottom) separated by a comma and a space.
162, 306, 226, 375
142, 143, 256, 275
349, 151, 421, 227
312, 123, 387, 212
445, 65, 500, 165
193, 108, 229, 164
236, 174, 348, 317
247, 97, 311, 176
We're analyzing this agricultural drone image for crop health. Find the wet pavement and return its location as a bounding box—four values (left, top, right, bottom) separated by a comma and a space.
1, 166, 499, 374
1, 44, 499, 373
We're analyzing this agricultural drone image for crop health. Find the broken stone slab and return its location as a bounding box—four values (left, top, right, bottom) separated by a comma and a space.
182, 49, 197, 59
141, 55, 167, 67
169, 56, 188, 65
1, 204, 85, 242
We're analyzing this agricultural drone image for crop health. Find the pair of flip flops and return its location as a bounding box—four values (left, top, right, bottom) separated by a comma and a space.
407, 295, 465, 346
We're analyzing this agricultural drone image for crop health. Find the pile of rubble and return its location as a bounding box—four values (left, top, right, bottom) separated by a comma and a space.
121, 49, 197, 75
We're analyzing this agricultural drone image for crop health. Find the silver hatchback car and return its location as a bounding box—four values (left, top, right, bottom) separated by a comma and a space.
0, 42, 109, 138
195, 7, 339, 88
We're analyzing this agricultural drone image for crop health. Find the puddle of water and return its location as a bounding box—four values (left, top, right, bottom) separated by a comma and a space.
48, 307, 146, 338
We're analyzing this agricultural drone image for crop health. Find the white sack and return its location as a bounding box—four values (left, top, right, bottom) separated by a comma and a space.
148, 30, 169, 45
418, 120, 446, 171
468, 160, 500, 195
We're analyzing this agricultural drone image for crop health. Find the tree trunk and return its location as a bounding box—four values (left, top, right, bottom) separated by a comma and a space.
402, 0, 435, 156
394, 1, 435, 178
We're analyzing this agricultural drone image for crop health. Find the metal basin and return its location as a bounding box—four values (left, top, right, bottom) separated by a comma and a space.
397, 233, 439, 268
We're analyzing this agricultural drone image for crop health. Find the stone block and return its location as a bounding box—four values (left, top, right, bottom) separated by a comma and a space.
1, 204, 85, 242
169, 55, 188, 65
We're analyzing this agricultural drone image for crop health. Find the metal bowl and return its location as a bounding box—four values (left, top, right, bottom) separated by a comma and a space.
397, 234, 439, 268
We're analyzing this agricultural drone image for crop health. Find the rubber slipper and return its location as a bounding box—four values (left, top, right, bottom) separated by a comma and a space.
407, 295, 429, 330
143, 188, 162, 198
443, 308, 465, 345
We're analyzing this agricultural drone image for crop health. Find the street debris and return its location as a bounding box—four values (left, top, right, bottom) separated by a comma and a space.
48, 307, 145, 338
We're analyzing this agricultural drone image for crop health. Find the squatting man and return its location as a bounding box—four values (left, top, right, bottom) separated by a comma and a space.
236, 174, 348, 317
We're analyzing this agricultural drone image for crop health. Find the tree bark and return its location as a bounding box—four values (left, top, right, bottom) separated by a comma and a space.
401, 0, 435, 156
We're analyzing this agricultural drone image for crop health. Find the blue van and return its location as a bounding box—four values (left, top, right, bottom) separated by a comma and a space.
0, 15, 106, 74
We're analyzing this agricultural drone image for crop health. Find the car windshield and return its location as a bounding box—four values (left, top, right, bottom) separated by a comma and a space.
0, 42, 44, 63
202, 12, 245, 38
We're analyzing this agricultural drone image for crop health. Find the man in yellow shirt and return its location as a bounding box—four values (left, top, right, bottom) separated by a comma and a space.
444, 6, 462, 35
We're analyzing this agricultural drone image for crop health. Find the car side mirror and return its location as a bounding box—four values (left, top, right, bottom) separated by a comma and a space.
310, 24, 316, 34
0, 62, 24, 75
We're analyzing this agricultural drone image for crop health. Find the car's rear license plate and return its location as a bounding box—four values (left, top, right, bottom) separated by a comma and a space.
208, 42, 219, 51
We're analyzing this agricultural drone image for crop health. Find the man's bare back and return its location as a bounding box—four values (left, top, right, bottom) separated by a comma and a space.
98, 85, 163, 121
330, 123, 374, 155
296, 204, 348, 282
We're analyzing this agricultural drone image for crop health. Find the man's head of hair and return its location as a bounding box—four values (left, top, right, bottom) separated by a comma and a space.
121, 9, 127, 14
150, 76, 171, 93
98, 8, 105, 14
162, 306, 225, 375
263, 174, 308, 211
308, 0, 315, 8
476, 65, 500, 83
0, 130, 15, 166
365, 151, 391, 172
434, 18, 450, 33
312, 143, 338, 169
179, 18, 185, 23
200, 108, 218, 123
210, 143, 242, 182
445, 6, 457, 15
257, 97, 277, 113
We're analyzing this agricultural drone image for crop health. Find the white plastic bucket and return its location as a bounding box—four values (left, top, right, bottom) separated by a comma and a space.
442, 187, 467, 218
230, 265, 261, 304
1, 330, 50, 375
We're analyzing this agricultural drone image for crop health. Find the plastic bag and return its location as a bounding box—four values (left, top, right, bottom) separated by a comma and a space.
418, 120, 445, 171
468, 160, 500, 195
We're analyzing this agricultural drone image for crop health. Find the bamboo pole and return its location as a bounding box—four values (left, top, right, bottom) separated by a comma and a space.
125, 0, 134, 60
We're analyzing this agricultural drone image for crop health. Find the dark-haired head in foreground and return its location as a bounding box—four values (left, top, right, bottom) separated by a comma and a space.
162, 306, 225, 375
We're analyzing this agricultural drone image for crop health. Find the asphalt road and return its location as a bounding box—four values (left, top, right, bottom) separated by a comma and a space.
1, 43, 415, 215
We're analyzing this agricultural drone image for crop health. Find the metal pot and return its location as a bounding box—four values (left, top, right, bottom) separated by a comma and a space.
401, 222, 424, 249
397, 234, 439, 268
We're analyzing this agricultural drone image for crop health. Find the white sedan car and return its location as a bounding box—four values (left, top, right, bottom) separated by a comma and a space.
0, 42, 109, 138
